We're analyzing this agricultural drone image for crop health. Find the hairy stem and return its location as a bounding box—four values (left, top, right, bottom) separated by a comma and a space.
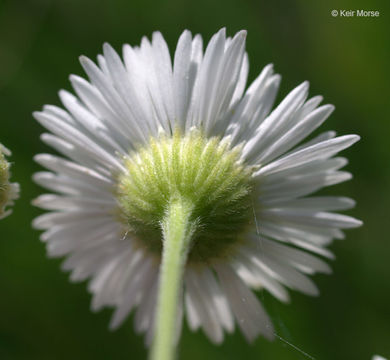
150, 197, 196, 360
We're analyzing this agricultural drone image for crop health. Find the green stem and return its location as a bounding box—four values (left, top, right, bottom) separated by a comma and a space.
150, 197, 196, 360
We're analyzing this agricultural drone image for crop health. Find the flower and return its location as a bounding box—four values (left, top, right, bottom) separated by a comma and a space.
0, 144, 19, 219
33, 28, 361, 345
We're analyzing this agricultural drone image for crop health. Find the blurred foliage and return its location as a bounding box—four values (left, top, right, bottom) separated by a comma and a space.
0, 0, 389, 359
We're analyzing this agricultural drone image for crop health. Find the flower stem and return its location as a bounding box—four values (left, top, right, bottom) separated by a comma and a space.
150, 197, 196, 360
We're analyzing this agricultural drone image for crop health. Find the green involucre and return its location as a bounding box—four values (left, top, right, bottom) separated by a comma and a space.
116, 129, 255, 263
0, 149, 10, 213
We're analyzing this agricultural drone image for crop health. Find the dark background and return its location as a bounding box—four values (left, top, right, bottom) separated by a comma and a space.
0, 0, 389, 359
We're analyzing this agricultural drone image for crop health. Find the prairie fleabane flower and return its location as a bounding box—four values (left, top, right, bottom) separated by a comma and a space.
33, 29, 361, 359
0, 144, 19, 219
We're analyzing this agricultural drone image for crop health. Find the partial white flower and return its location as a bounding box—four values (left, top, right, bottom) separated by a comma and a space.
0, 144, 19, 219
33, 29, 361, 345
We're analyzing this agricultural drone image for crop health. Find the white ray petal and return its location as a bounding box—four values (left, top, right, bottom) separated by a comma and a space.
256, 135, 360, 176
80, 55, 147, 143
243, 82, 309, 162
109, 254, 154, 330
32, 194, 116, 211
263, 196, 356, 211
215, 263, 274, 342
257, 104, 335, 164
233, 254, 290, 302
34, 154, 112, 187
185, 268, 224, 344
173, 30, 193, 130
249, 235, 332, 274
260, 209, 362, 229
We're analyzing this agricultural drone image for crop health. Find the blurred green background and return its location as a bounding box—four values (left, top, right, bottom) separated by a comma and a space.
0, 0, 389, 359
